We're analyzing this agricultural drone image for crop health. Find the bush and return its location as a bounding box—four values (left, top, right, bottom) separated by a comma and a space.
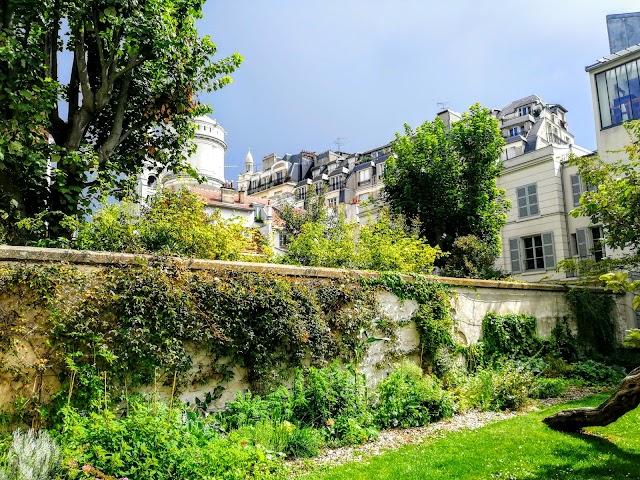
529, 378, 568, 399
0, 429, 61, 480
457, 362, 533, 411
374, 361, 453, 429
564, 360, 626, 386
214, 388, 293, 431
59, 400, 285, 480
441, 234, 504, 280
285, 427, 324, 458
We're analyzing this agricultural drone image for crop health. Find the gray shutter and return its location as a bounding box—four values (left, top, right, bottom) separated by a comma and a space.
528, 184, 539, 216
542, 232, 555, 269
509, 238, 521, 273
570, 174, 582, 206
576, 228, 589, 258
517, 187, 528, 218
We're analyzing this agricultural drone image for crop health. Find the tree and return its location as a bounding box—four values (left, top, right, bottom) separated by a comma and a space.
73, 188, 266, 260
544, 120, 640, 432
383, 104, 508, 260
0, 0, 242, 241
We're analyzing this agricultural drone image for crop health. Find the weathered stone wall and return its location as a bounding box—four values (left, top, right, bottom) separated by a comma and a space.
0, 246, 635, 409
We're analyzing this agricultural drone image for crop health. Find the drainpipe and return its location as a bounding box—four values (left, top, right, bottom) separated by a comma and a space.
560, 147, 572, 269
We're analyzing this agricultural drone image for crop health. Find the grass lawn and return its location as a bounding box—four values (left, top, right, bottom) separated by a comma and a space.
301, 394, 640, 480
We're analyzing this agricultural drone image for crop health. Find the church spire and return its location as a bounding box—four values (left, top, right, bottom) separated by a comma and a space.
245, 149, 254, 174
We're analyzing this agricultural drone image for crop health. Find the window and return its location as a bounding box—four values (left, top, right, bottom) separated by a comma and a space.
575, 227, 606, 261
595, 58, 640, 128
297, 186, 307, 201
330, 176, 342, 191
378, 163, 385, 178
570, 174, 598, 207
516, 184, 539, 218
328, 197, 337, 208
518, 107, 529, 116
509, 126, 520, 137
358, 169, 371, 186
509, 232, 555, 273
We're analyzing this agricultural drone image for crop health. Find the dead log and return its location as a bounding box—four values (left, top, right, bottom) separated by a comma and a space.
543, 366, 640, 432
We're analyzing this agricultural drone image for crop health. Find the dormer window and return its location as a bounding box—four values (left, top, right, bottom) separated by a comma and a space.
518, 107, 529, 116
509, 127, 520, 137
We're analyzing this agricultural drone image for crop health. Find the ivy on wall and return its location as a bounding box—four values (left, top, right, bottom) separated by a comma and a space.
565, 288, 617, 355
0, 261, 399, 426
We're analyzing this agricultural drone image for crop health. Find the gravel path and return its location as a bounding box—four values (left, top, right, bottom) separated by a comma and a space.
289, 386, 604, 475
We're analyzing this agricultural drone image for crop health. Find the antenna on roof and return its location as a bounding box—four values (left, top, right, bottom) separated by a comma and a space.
333, 137, 347, 152
437, 101, 450, 111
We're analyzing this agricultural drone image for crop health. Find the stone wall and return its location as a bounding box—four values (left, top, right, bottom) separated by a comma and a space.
0, 246, 635, 408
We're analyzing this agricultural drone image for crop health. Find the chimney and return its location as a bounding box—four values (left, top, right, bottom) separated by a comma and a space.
221, 185, 235, 203
238, 189, 246, 204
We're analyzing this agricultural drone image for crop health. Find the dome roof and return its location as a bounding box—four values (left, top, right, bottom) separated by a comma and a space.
194, 115, 218, 126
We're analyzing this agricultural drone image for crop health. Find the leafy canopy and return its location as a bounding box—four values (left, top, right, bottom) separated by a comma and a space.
0, 0, 242, 242
73, 188, 267, 260
383, 104, 508, 259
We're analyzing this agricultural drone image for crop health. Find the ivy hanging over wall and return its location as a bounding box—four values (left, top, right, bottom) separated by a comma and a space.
565, 288, 617, 355
0, 260, 401, 426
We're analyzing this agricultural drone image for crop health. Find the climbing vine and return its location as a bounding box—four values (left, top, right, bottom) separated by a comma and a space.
565, 288, 617, 355
0, 260, 391, 425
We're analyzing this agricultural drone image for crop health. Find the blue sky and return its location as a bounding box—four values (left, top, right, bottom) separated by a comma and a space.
198, 1, 640, 184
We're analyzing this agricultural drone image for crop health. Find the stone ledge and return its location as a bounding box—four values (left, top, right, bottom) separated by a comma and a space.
0, 245, 609, 293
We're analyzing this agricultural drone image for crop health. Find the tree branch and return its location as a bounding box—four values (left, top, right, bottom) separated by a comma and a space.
111, 55, 146, 82
97, 69, 133, 166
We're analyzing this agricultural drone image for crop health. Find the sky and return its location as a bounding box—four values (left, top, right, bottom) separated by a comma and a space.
198, 1, 640, 184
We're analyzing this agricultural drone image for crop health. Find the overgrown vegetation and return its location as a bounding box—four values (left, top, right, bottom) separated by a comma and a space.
0, 260, 634, 478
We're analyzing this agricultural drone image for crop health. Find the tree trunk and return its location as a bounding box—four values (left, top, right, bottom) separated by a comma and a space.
543, 366, 640, 432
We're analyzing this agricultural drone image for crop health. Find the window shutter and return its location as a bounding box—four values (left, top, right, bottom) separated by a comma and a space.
570, 174, 582, 207
509, 238, 521, 273
576, 228, 589, 259
517, 187, 528, 218
527, 184, 539, 216
542, 232, 555, 269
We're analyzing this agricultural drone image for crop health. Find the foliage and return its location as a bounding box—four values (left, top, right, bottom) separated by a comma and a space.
59, 400, 285, 480
481, 313, 544, 360
282, 204, 443, 273
214, 388, 294, 431
529, 378, 568, 399
569, 121, 640, 253
373, 361, 453, 428
0, 429, 61, 480
1, 0, 242, 241
282, 208, 357, 269
441, 234, 506, 279
455, 361, 533, 411
0, 262, 385, 423
565, 288, 617, 355
354, 209, 443, 273
383, 104, 508, 257
291, 365, 375, 445
563, 360, 626, 386
624, 329, 640, 348
285, 427, 324, 458
74, 188, 264, 260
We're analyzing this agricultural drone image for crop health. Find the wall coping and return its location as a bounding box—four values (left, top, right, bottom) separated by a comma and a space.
0, 245, 608, 293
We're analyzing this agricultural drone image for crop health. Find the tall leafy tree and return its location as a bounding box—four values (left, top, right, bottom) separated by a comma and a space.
383, 104, 508, 259
0, 0, 242, 241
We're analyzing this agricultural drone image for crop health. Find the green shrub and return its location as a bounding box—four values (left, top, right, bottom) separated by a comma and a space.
457, 362, 533, 411
374, 361, 453, 429
230, 420, 295, 454
482, 313, 543, 359
291, 365, 369, 429
529, 378, 568, 399
564, 359, 626, 386
214, 388, 293, 431
285, 427, 324, 458
58, 400, 286, 479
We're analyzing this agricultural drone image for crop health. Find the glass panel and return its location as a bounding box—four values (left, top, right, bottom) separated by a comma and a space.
529, 203, 539, 216
615, 65, 632, 121
627, 60, 640, 121
607, 68, 621, 125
